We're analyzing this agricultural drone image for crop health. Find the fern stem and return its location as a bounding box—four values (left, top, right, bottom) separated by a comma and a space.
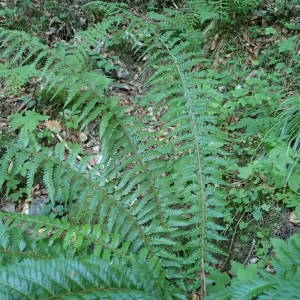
0, 249, 51, 260
159, 38, 207, 295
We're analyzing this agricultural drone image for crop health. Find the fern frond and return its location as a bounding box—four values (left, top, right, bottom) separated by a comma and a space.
271, 234, 300, 274
185, 0, 218, 27
180, 0, 263, 36
0, 212, 135, 264
1, 8, 233, 297
83, 1, 128, 18
128, 30, 231, 293
220, 233, 300, 299
0, 25, 114, 129
229, 279, 274, 300
0, 257, 172, 299
277, 95, 300, 151
1, 129, 174, 263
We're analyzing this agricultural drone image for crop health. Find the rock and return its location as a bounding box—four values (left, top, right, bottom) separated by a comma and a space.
116, 66, 131, 79
27, 198, 50, 216
1, 203, 15, 213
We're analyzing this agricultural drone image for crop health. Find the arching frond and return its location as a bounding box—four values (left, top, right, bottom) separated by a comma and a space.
0, 257, 172, 299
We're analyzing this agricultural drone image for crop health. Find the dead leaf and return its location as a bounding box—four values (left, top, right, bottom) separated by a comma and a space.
21, 202, 30, 215
289, 212, 300, 226
43, 119, 62, 132
190, 293, 200, 300
266, 264, 276, 274
79, 132, 88, 142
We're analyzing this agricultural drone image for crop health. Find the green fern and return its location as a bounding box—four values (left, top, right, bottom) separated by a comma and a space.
0, 7, 234, 298
141, 31, 230, 291
0, 256, 172, 299
207, 233, 300, 299
0, 212, 139, 264
277, 95, 300, 151
83, 0, 128, 17
0, 22, 114, 130
191, 0, 262, 21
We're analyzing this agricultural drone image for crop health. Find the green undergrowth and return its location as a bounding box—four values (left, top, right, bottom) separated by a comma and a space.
0, 0, 299, 299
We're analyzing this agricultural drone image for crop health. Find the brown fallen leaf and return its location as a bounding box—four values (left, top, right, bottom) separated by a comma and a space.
190, 293, 200, 300
289, 211, 300, 226
43, 119, 62, 132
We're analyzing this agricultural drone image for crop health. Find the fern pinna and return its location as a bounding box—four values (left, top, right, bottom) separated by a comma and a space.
0, 9, 229, 299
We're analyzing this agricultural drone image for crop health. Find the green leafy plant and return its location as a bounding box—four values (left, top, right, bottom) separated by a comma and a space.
207, 233, 300, 299
278, 96, 300, 151
1, 1, 300, 299
0, 0, 104, 38
0, 7, 234, 296
187, 0, 262, 25
0, 217, 172, 299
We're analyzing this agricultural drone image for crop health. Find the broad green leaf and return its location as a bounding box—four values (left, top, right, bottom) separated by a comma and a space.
278, 36, 296, 53
288, 173, 300, 193
238, 165, 253, 179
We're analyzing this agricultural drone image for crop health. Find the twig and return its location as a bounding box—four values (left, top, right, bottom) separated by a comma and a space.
171, 1, 178, 9
221, 211, 245, 270
16, 100, 28, 113
243, 238, 256, 266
